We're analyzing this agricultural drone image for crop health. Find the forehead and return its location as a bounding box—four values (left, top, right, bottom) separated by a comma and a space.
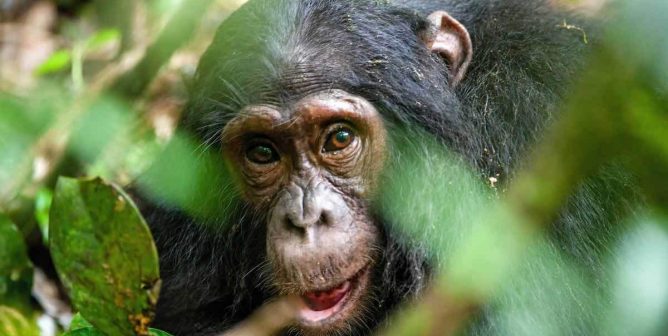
185, 0, 430, 149
196, 0, 391, 108
221, 90, 379, 141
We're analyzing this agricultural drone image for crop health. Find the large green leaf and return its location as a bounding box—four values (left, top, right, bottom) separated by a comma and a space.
63, 326, 173, 336
0, 214, 33, 313
64, 313, 173, 336
49, 177, 161, 336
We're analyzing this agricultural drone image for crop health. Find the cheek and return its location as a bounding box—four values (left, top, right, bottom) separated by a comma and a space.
353, 101, 387, 188
320, 139, 387, 198
363, 126, 387, 192
336, 143, 385, 199
241, 167, 285, 201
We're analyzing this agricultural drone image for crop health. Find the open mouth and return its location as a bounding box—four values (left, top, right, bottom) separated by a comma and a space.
297, 265, 369, 325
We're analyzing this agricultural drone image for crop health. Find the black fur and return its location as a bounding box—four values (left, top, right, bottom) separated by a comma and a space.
137, 0, 638, 335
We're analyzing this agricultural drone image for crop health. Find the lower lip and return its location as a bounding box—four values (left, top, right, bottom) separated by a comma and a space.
302, 280, 352, 312
299, 285, 352, 322
298, 267, 367, 323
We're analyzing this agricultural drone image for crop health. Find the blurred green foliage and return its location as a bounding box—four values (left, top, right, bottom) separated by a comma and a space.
0, 216, 38, 336
0, 306, 39, 336
36, 51, 73, 76
34, 187, 53, 243
0, 0, 667, 335
383, 0, 668, 334
0, 215, 33, 313
377, 126, 491, 263
35, 28, 120, 76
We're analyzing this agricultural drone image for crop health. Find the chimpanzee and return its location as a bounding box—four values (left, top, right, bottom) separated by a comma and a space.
137, 0, 637, 335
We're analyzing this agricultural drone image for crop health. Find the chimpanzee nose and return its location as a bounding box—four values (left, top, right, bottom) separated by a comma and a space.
282, 183, 329, 231
285, 208, 328, 230
271, 181, 349, 237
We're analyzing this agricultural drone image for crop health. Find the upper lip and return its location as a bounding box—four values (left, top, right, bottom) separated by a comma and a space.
300, 262, 369, 293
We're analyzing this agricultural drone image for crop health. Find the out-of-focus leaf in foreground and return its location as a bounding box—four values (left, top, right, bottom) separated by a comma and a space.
375, 127, 490, 265
604, 215, 668, 336
0, 93, 55, 205
49, 177, 161, 336
137, 132, 239, 224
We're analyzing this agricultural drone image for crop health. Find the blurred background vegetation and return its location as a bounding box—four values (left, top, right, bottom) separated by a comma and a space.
0, 0, 667, 335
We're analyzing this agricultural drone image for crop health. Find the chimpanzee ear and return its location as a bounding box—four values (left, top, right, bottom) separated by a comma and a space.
421, 11, 473, 86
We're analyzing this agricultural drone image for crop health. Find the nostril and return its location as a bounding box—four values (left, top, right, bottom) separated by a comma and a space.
318, 211, 331, 226
284, 216, 300, 231
284, 215, 313, 233
283, 211, 329, 231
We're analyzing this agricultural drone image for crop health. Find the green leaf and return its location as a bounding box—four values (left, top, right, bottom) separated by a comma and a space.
66, 314, 173, 336
68, 313, 94, 331
62, 327, 105, 336
49, 177, 161, 336
34, 187, 53, 243
0, 306, 39, 336
35, 50, 72, 75
85, 29, 121, 51
69, 96, 132, 163
148, 327, 174, 335
63, 327, 172, 336
137, 132, 239, 222
604, 217, 668, 336
0, 214, 33, 313
0, 93, 56, 200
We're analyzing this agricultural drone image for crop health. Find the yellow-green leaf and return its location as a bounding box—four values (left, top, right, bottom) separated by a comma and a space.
35, 50, 72, 75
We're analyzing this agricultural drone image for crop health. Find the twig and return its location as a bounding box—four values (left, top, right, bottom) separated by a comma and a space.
220, 296, 301, 336
109, 0, 215, 99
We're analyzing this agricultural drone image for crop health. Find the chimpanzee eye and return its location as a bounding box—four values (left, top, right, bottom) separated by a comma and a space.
323, 127, 355, 152
246, 143, 278, 164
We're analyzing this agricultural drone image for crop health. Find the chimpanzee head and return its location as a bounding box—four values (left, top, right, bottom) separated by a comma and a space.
182, 0, 472, 333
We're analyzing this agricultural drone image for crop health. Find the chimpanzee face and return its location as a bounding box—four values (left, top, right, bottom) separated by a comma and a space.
213, 7, 472, 334
221, 90, 386, 331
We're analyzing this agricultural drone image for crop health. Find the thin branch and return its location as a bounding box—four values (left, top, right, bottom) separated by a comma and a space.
109, 0, 215, 99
